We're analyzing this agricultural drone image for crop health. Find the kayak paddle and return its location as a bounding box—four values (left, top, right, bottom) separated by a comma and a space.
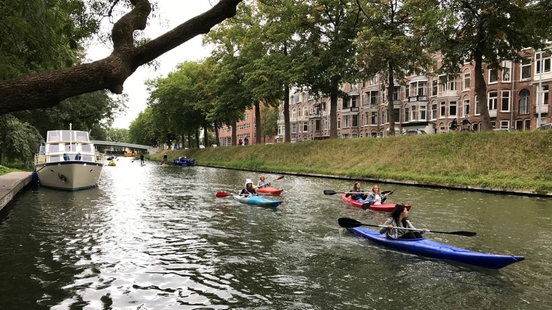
323, 190, 369, 195
381, 189, 395, 195
337, 218, 477, 237
216, 191, 231, 198
274, 175, 285, 181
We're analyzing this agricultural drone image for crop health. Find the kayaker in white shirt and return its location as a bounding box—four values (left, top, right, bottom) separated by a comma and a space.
380, 204, 427, 239
257, 176, 271, 188
366, 185, 389, 205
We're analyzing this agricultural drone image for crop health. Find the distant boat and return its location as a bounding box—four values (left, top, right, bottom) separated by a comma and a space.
173, 156, 195, 166
34, 126, 104, 191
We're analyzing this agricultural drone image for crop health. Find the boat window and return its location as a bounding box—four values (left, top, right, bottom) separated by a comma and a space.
81, 144, 93, 152
83, 156, 94, 161
62, 131, 71, 141
48, 132, 60, 142
48, 144, 61, 153
48, 156, 62, 163
76, 132, 89, 142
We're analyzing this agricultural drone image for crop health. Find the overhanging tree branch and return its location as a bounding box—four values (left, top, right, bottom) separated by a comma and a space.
0, 0, 243, 115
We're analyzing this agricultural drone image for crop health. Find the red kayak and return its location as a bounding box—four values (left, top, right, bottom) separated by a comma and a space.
341, 194, 411, 212
256, 186, 283, 196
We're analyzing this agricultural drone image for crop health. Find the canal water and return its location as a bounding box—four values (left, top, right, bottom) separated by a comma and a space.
1, 157, 551, 309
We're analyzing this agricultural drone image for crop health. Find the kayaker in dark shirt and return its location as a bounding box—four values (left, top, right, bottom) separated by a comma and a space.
345, 182, 367, 201
240, 179, 258, 196
163, 153, 168, 164
380, 204, 427, 239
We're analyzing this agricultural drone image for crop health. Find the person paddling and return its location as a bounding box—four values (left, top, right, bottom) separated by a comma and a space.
240, 179, 258, 196
345, 182, 367, 201
380, 204, 427, 239
257, 175, 271, 188
366, 185, 389, 205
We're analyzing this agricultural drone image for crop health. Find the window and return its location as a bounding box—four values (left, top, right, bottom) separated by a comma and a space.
292, 123, 297, 133
419, 105, 427, 120
475, 96, 480, 115
439, 75, 456, 91
502, 61, 511, 82
440, 101, 446, 118
521, 58, 531, 79
292, 109, 297, 119
370, 112, 377, 125
294, 93, 300, 103
303, 122, 308, 132
417, 82, 427, 96
404, 107, 410, 122
393, 87, 399, 101
431, 103, 437, 120
338, 117, 341, 129
536, 51, 551, 74
405, 85, 410, 97
449, 101, 457, 117
343, 115, 350, 128
303, 107, 308, 117
539, 85, 550, 106
463, 99, 470, 117
351, 96, 357, 108
315, 120, 321, 131
342, 98, 348, 109
499, 121, 509, 129
370, 91, 378, 106
432, 80, 438, 96
352, 115, 358, 127
411, 105, 417, 121
501, 91, 510, 112
488, 92, 498, 111
489, 68, 498, 83
463, 72, 470, 90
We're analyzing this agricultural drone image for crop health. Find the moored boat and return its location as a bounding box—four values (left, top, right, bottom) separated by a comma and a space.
34, 127, 104, 190
346, 226, 524, 269
256, 186, 283, 196
341, 194, 411, 212
173, 156, 195, 166
232, 194, 282, 208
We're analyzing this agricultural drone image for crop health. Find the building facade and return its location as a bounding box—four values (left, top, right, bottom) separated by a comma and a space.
278, 49, 551, 141
218, 105, 277, 146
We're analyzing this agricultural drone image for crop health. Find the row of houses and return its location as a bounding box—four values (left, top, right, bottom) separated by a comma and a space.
219, 49, 551, 144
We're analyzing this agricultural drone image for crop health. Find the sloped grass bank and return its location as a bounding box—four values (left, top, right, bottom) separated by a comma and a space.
154, 131, 552, 195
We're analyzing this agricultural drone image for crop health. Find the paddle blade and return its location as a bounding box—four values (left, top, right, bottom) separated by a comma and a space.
361, 201, 374, 210
216, 192, 230, 198
440, 230, 477, 237
275, 175, 285, 180
381, 190, 395, 195
323, 190, 337, 195
338, 218, 363, 228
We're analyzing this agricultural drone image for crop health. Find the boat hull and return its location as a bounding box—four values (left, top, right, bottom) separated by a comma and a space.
35, 161, 103, 191
341, 194, 411, 212
256, 186, 283, 196
232, 195, 282, 208
347, 227, 524, 269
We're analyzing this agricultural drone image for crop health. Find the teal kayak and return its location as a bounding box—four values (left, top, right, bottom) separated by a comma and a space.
347, 227, 524, 269
232, 195, 282, 208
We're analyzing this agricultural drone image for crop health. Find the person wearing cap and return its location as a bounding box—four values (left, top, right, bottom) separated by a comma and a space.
240, 179, 258, 196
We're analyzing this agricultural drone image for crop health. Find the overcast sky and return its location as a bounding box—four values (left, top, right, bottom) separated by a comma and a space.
86, 0, 216, 129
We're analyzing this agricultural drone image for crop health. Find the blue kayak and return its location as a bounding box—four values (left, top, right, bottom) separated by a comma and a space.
232, 195, 282, 208
347, 227, 524, 269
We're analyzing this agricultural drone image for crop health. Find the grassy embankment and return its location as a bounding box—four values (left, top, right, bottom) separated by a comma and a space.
135, 131, 552, 195
0, 165, 19, 176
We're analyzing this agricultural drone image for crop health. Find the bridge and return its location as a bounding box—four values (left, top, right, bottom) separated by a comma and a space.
91, 141, 159, 153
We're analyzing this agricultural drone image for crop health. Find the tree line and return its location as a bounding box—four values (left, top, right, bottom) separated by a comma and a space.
2, 0, 552, 166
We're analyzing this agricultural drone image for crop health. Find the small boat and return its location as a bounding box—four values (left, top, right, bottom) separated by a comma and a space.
34, 126, 104, 191
341, 194, 411, 212
256, 186, 283, 196
108, 161, 116, 166
232, 194, 282, 208
346, 226, 524, 269
123, 151, 136, 157
173, 156, 195, 166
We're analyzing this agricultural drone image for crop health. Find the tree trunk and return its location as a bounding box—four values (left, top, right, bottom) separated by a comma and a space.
0, 0, 243, 115
214, 123, 220, 146
387, 62, 396, 136
329, 75, 339, 139
474, 46, 492, 131
284, 85, 290, 143
232, 120, 237, 146
203, 126, 209, 147
254, 102, 262, 144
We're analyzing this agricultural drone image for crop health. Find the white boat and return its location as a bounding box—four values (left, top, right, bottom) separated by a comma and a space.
34, 127, 104, 190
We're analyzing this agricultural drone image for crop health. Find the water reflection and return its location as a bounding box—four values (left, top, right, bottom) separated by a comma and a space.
0, 157, 551, 309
